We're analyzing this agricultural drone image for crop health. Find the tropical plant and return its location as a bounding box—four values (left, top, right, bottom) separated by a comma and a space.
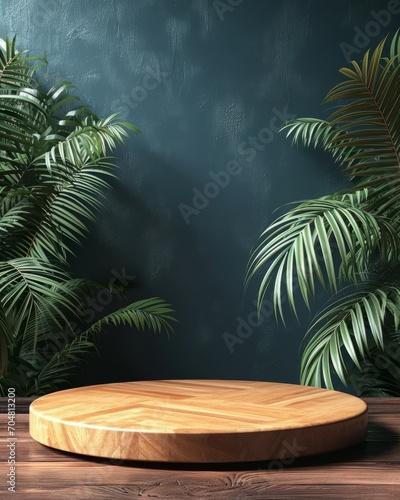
246, 31, 400, 396
0, 36, 176, 396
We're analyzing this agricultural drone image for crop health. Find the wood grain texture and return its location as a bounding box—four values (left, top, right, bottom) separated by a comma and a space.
0, 397, 399, 498
29, 380, 367, 462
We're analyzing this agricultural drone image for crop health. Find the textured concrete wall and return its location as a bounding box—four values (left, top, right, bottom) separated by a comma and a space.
0, 0, 397, 389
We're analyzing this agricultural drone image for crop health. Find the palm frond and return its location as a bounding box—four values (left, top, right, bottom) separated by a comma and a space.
300, 281, 400, 388
349, 334, 400, 396
323, 37, 400, 187
283, 34, 400, 191
246, 192, 399, 320
23, 335, 95, 396
0, 306, 12, 376
24, 161, 116, 261
248, 31, 400, 393
40, 118, 134, 172
15, 276, 140, 358
281, 118, 361, 168
0, 38, 44, 94
82, 297, 177, 338
0, 258, 80, 373
15, 298, 177, 396
0, 36, 175, 395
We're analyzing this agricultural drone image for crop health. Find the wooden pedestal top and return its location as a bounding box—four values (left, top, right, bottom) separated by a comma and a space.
29, 380, 368, 463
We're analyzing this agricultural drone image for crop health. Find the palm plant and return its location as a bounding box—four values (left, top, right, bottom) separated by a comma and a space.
0, 37, 176, 396
246, 31, 400, 396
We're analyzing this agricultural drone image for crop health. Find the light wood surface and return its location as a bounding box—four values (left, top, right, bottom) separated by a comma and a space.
29, 380, 368, 463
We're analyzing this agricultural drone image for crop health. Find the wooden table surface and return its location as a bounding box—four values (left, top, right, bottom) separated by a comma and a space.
1, 396, 400, 499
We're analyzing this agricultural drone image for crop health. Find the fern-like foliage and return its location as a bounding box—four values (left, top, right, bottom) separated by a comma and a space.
247, 31, 400, 394
0, 37, 177, 396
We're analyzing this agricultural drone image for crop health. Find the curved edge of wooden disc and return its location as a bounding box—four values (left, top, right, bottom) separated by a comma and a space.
28, 381, 369, 463
30, 406, 368, 463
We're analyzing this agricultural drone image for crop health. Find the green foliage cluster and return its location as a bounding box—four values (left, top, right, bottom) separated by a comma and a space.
0, 37, 176, 396
247, 32, 400, 396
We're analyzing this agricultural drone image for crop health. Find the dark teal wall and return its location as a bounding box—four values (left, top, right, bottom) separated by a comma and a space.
1, 0, 398, 390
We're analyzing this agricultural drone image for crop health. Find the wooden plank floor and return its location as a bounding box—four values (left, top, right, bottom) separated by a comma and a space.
1, 396, 400, 498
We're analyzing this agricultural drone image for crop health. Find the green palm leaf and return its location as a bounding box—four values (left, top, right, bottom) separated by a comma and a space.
324, 38, 400, 186
18, 297, 177, 396
282, 34, 400, 191
0, 36, 176, 395
248, 31, 400, 393
349, 333, 400, 396
23, 336, 95, 396
281, 118, 362, 168
0, 305, 12, 376
82, 297, 177, 338
0, 258, 80, 372
301, 282, 400, 388
24, 161, 116, 261
246, 193, 399, 320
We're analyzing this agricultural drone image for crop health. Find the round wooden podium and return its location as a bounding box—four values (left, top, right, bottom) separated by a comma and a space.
29, 380, 368, 463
